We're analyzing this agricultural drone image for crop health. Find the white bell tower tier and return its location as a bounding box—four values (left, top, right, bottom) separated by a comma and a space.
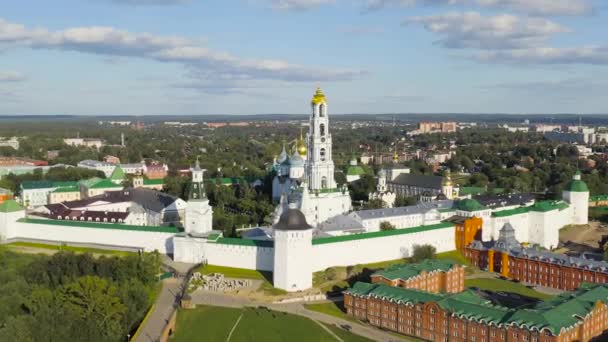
307, 88, 336, 191
273, 208, 313, 292
562, 171, 589, 225
185, 159, 213, 235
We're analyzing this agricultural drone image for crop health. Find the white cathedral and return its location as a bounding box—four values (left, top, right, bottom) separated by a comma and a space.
270, 88, 352, 226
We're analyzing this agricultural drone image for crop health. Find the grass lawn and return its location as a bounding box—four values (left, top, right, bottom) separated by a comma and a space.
436, 250, 470, 265
197, 264, 287, 296
171, 305, 372, 342
304, 300, 357, 322
171, 306, 242, 341
6, 241, 134, 256
465, 278, 554, 301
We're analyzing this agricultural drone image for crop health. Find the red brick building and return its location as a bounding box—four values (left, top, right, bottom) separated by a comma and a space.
370, 259, 465, 294
464, 223, 608, 291
344, 282, 608, 342
144, 163, 168, 180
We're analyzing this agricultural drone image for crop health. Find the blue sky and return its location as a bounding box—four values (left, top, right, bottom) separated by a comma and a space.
1, 0, 607, 115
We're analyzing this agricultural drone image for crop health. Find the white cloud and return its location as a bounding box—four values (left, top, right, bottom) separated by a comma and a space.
0, 71, 26, 82
475, 46, 608, 65
405, 12, 569, 50
270, 0, 335, 10
405, 12, 608, 65
0, 18, 364, 83
365, 0, 593, 16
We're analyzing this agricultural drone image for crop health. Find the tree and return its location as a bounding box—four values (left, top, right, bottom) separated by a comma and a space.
363, 199, 385, 210
411, 244, 437, 263
394, 196, 416, 207
380, 221, 395, 231
60, 276, 127, 341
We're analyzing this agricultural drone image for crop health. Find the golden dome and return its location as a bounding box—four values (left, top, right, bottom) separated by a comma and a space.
297, 128, 307, 156
311, 87, 327, 105
442, 170, 453, 186
393, 152, 399, 161
297, 142, 307, 156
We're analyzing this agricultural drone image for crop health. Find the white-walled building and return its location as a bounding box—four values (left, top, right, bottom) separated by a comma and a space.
77, 160, 117, 177
368, 169, 396, 207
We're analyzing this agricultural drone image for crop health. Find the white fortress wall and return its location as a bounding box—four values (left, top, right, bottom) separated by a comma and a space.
310, 224, 455, 272
6, 219, 175, 253
204, 240, 274, 271
489, 213, 529, 242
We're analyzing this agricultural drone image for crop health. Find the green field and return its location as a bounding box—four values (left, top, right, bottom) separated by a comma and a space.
197, 264, 287, 296
304, 300, 355, 322
7, 241, 134, 256
170, 306, 372, 342
465, 278, 554, 300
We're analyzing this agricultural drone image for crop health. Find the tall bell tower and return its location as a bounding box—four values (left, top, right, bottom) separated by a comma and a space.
185, 158, 213, 235
307, 87, 336, 191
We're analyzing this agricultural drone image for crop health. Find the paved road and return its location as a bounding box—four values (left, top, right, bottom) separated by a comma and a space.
135, 277, 183, 342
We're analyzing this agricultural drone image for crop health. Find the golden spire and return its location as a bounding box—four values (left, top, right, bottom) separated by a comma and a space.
311, 87, 327, 105
442, 169, 453, 186
297, 127, 307, 156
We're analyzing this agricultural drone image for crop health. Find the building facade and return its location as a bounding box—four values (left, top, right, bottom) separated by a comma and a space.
344, 281, 608, 342
370, 260, 465, 294
465, 223, 608, 291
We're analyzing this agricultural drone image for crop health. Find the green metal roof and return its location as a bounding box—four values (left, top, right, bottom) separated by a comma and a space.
110, 166, 125, 181
17, 217, 180, 233
83, 179, 123, 189
530, 200, 569, 212
492, 206, 530, 218
0, 199, 24, 213
143, 178, 164, 185
212, 237, 274, 248
590, 194, 608, 202
456, 199, 486, 212
345, 282, 608, 335
21, 180, 78, 190
566, 179, 589, 192
52, 185, 80, 193
492, 201, 569, 217
346, 166, 366, 176
312, 222, 454, 245
373, 259, 457, 281
206, 233, 221, 241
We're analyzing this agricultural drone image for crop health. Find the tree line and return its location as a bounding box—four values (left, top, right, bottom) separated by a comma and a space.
0, 249, 162, 342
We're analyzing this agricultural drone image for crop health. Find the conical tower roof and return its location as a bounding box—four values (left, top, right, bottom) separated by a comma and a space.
110, 165, 125, 181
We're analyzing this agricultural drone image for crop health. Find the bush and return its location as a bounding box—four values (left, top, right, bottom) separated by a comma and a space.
379, 221, 395, 231
411, 244, 437, 263
325, 268, 338, 281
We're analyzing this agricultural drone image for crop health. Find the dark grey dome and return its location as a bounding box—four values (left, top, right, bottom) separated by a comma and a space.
274, 209, 312, 231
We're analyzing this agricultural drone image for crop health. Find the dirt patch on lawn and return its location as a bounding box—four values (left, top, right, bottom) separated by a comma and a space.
559, 221, 608, 253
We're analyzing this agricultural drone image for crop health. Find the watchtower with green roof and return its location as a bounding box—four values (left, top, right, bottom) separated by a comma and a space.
562, 171, 589, 225
185, 159, 213, 236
